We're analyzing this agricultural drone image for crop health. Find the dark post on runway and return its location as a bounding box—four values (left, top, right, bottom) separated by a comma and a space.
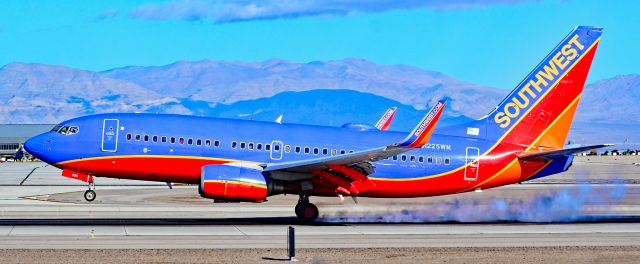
288, 226, 296, 261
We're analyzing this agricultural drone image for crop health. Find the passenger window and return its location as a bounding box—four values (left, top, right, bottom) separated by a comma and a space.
419, 156, 424, 163
170, 137, 176, 144
179, 137, 184, 144
257, 143, 262, 150
393, 155, 398, 161
428, 157, 433, 164
410, 156, 416, 162
444, 158, 450, 165
285, 145, 291, 153
274, 144, 280, 151
152, 136, 158, 142
401, 155, 407, 162
266, 144, 271, 151
126, 134, 132, 140
349, 150, 354, 153
322, 148, 328, 155
313, 148, 319, 155
205, 139, 210, 146
436, 157, 442, 165
331, 149, 337, 156
231, 141, 237, 148
248, 143, 254, 150
240, 142, 246, 149
295, 146, 301, 153
144, 135, 149, 142
187, 138, 193, 145
197, 139, 202, 146
304, 147, 310, 154
214, 140, 220, 147
340, 150, 346, 155
161, 136, 167, 143
135, 134, 141, 141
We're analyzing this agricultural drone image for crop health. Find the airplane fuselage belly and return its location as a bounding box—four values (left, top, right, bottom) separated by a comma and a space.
55, 150, 533, 198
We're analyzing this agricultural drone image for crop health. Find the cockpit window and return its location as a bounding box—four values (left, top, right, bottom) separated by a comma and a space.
53, 125, 80, 135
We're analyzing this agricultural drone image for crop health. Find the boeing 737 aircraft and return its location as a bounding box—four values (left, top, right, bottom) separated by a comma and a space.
25, 26, 606, 222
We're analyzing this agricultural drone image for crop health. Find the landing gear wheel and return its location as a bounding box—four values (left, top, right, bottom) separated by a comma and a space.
295, 202, 304, 218
295, 202, 319, 222
84, 190, 96, 202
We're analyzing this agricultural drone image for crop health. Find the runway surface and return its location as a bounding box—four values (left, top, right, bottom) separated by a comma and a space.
2, 221, 640, 249
0, 156, 639, 251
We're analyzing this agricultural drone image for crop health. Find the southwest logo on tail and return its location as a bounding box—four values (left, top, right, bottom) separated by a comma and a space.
493, 34, 586, 129
25, 26, 607, 222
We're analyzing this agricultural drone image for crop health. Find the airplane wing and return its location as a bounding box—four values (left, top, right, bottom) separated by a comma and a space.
517, 144, 612, 160
263, 100, 446, 174
374, 107, 397, 130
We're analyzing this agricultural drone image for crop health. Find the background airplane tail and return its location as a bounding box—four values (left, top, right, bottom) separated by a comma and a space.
480, 26, 603, 150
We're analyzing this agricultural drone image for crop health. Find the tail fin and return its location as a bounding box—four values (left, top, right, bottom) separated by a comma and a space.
375, 107, 397, 130
396, 99, 446, 148
484, 26, 602, 149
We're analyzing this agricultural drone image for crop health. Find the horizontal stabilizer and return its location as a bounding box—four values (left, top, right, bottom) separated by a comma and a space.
518, 144, 612, 160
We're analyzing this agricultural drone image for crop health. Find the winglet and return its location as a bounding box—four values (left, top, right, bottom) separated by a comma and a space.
375, 107, 397, 130
395, 99, 446, 148
275, 115, 283, 124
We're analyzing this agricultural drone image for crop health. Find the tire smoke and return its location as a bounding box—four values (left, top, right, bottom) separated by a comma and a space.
320, 182, 632, 223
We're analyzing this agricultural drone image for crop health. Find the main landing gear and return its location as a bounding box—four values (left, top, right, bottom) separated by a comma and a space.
295, 195, 319, 222
84, 182, 96, 202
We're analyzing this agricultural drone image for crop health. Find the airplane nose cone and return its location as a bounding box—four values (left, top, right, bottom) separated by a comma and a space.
24, 134, 45, 158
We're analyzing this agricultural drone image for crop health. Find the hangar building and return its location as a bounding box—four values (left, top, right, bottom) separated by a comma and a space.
0, 124, 54, 157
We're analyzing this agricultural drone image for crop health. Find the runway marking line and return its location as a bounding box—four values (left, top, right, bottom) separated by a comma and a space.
19, 190, 88, 204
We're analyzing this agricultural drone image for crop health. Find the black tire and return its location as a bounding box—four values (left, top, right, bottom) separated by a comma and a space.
295, 202, 318, 222
84, 190, 96, 202
295, 202, 304, 219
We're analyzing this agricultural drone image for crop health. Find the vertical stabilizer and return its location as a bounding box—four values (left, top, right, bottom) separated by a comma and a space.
483, 26, 602, 150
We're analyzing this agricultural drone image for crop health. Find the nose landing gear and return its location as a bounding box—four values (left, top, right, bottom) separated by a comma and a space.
61, 170, 96, 202
84, 182, 96, 202
295, 195, 319, 222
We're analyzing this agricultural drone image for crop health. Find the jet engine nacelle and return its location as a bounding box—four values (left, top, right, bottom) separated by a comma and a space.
199, 164, 268, 202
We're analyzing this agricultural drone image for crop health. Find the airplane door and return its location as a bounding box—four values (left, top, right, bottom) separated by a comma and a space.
270, 141, 283, 160
101, 119, 119, 152
464, 147, 479, 181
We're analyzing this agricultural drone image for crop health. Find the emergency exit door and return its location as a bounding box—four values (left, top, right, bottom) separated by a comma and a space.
464, 147, 480, 181
101, 119, 119, 152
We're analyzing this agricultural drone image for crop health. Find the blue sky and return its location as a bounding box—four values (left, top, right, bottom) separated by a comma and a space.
0, 0, 638, 88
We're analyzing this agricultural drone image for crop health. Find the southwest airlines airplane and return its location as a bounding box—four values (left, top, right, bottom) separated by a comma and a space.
25, 26, 606, 222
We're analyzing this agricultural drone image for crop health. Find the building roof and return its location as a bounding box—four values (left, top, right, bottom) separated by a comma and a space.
0, 124, 55, 143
